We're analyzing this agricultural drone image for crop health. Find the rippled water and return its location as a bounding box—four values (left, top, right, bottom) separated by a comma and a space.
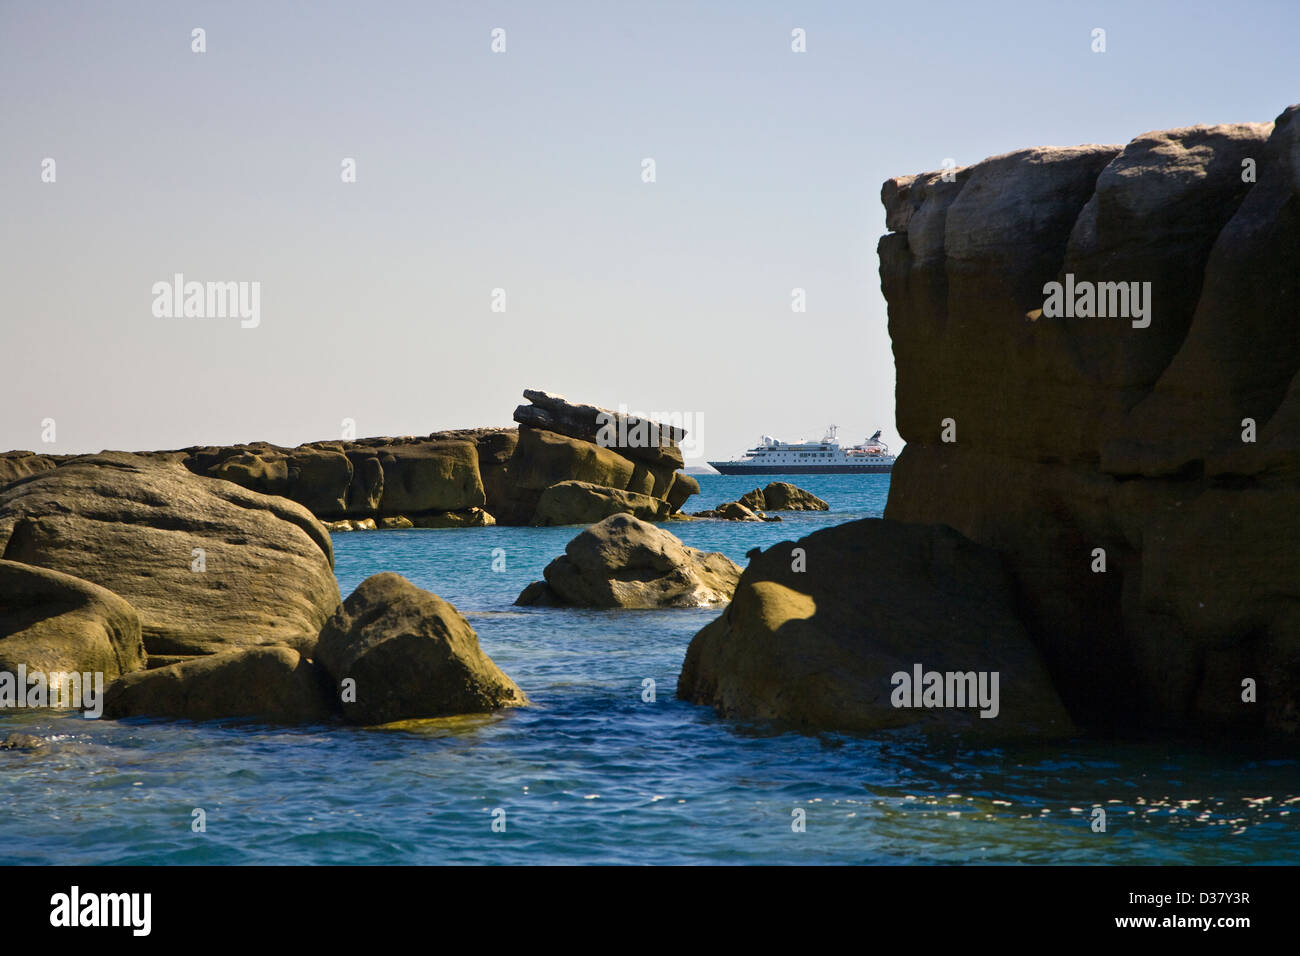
2, 474, 1297, 864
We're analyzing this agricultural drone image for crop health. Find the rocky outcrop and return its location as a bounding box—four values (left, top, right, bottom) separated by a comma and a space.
692, 501, 777, 521
516, 514, 741, 608
315, 573, 527, 724
0, 560, 146, 680
102, 647, 333, 723
738, 482, 829, 512
531, 480, 670, 526
878, 105, 1300, 739
0, 453, 340, 663
158, 391, 696, 527
665, 472, 700, 512
513, 388, 685, 470
497, 390, 688, 523
679, 520, 1073, 737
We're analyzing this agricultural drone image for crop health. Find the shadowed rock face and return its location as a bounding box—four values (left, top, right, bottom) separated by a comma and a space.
517, 514, 741, 609
315, 573, 527, 725
0, 452, 340, 661
879, 105, 1300, 739
103, 647, 334, 724
678, 520, 1073, 738
0, 560, 146, 680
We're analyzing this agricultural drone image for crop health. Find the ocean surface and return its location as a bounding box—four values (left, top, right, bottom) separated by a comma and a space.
1, 473, 1297, 865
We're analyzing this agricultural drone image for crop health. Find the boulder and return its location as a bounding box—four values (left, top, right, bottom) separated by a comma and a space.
0, 560, 146, 680
515, 514, 742, 608
0, 452, 340, 660
315, 573, 527, 725
206, 451, 290, 496
531, 480, 670, 526
678, 520, 1074, 737
102, 647, 333, 723
373, 441, 485, 515
507, 426, 636, 495
378, 516, 414, 529
754, 481, 828, 511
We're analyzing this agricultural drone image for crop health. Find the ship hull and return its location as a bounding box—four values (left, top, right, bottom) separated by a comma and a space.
707, 462, 893, 475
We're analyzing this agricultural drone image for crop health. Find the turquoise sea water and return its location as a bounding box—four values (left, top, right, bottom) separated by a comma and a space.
1, 474, 1297, 865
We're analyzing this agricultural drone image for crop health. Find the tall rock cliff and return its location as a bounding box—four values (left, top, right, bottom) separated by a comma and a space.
880, 105, 1300, 739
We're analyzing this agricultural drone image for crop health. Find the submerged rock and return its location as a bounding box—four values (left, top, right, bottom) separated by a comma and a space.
315, 573, 527, 725
678, 519, 1073, 737
692, 501, 778, 522
0, 733, 47, 752
515, 514, 742, 608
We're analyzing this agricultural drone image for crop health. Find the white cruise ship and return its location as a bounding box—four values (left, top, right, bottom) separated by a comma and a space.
708, 426, 895, 475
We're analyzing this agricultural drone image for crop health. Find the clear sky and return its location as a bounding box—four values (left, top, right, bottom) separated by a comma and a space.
2, 0, 1296, 462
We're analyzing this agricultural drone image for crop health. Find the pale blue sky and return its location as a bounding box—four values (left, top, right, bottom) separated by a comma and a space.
2, 0, 1295, 462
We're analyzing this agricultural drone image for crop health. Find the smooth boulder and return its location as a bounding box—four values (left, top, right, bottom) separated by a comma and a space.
515, 514, 742, 608
0, 560, 146, 680
315, 573, 527, 725
0, 452, 340, 660
678, 519, 1074, 737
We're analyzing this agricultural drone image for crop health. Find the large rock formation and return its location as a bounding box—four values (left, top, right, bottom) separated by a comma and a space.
516, 514, 741, 608
315, 573, 527, 724
878, 105, 1300, 739
678, 520, 1073, 737
0, 560, 147, 680
488, 390, 691, 524
0, 452, 340, 664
